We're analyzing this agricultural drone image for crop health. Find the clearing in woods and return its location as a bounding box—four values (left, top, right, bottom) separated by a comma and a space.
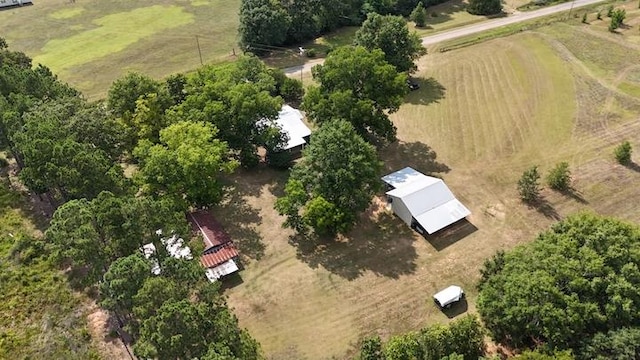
0, 0, 241, 99
222, 4, 640, 359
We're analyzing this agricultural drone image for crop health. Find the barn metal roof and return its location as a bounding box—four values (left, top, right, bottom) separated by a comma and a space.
381, 166, 431, 189
200, 243, 239, 268
188, 210, 232, 251
384, 168, 470, 234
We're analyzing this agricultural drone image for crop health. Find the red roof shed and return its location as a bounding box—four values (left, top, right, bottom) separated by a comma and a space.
188, 210, 232, 251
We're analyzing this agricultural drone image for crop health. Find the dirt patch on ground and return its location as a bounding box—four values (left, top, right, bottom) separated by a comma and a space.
85, 302, 132, 359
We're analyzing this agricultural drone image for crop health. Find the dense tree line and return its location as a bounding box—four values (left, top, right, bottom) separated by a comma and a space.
1, 39, 271, 358
358, 315, 485, 360
239, 0, 448, 52
478, 213, 640, 359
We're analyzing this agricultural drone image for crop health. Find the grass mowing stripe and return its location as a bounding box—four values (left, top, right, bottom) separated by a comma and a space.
49, 7, 85, 20
33, 5, 194, 73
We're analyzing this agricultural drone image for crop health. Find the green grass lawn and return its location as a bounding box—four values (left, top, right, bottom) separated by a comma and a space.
0, 0, 241, 99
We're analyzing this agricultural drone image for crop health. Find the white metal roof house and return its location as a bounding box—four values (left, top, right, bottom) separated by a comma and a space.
382, 167, 471, 235
272, 105, 311, 153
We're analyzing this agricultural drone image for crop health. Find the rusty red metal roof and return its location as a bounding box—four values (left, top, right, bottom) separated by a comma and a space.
200, 243, 239, 268
188, 210, 232, 250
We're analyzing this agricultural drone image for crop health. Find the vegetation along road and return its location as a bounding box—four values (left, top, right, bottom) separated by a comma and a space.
421, 0, 606, 45
284, 0, 605, 76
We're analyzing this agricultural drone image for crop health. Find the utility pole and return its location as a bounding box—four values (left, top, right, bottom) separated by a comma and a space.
195, 35, 203, 66
567, 0, 576, 20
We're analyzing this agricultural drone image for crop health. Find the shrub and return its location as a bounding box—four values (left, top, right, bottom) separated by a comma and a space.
379, 315, 484, 360
467, 0, 502, 15
609, 8, 626, 31
596, 10, 602, 19
606, 4, 614, 17
614, 141, 632, 164
411, 2, 428, 27
546, 162, 571, 191
582, 12, 588, 23
518, 165, 541, 203
306, 48, 316, 58
280, 77, 304, 104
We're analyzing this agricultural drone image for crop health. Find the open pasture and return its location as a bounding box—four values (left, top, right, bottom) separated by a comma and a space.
0, 0, 241, 99
222, 15, 640, 360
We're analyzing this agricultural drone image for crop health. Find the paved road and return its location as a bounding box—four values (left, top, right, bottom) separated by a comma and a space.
422, 0, 604, 46
284, 0, 604, 75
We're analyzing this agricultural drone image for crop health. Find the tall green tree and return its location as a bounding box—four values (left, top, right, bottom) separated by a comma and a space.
410, 2, 428, 27
45, 192, 188, 284
360, 336, 384, 360
135, 283, 261, 359
107, 72, 172, 118
170, 56, 285, 166
302, 46, 407, 143
517, 165, 541, 203
100, 253, 153, 321
132, 276, 189, 323
239, 0, 291, 52
66, 101, 127, 161
467, 0, 502, 15
282, 0, 322, 43
107, 72, 174, 151
609, 8, 626, 32
275, 120, 382, 236
384, 332, 422, 360
12, 99, 127, 202
477, 213, 640, 352
546, 162, 571, 191
134, 121, 238, 208
354, 13, 426, 73
515, 350, 575, 360
614, 141, 632, 164
363, 315, 485, 360
0, 39, 77, 164
581, 327, 640, 360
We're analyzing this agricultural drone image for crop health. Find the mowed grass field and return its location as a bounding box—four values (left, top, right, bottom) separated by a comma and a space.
0, 0, 241, 99
221, 6, 640, 360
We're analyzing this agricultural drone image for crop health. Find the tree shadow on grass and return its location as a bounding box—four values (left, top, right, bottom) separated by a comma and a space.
405, 77, 446, 106
423, 219, 478, 251
380, 141, 451, 177
289, 210, 418, 280
218, 166, 290, 261
215, 168, 279, 262
560, 187, 588, 204
218, 272, 245, 291
528, 197, 561, 220
624, 161, 640, 172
